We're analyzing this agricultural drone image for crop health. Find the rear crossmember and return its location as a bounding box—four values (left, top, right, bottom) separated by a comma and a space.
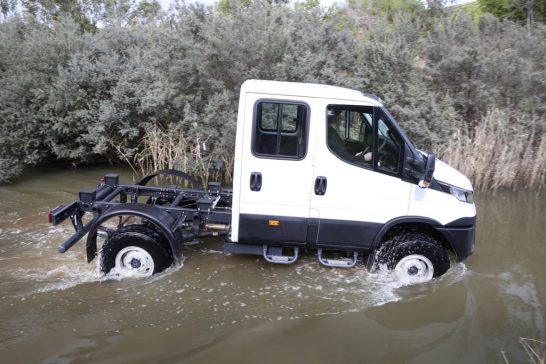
49, 172, 233, 263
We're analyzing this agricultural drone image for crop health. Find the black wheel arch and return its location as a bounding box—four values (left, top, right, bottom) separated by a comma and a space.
86, 203, 184, 263
371, 217, 452, 256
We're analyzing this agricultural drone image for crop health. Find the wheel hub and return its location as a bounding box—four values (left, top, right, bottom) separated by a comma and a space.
394, 254, 434, 283
130, 258, 142, 269
114, 246, 154, 277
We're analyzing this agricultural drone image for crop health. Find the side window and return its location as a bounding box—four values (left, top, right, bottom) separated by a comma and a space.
254, 101, 308, 159
327, 106, 402, 174
327, 106, 374, 166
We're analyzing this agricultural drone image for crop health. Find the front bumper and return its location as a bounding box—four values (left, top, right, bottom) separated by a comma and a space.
436, 216, 476, 262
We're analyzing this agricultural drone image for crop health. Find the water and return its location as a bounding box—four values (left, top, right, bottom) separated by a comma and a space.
0, 166, 544, 363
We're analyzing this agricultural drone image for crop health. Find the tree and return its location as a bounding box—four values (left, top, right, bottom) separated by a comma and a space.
478, 0, 546, 25
20, 0, 99, 31
130, 0, 161, 24
352, 0, 425, 20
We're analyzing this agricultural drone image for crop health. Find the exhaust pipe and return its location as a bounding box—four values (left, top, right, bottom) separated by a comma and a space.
204, 223, 229, 231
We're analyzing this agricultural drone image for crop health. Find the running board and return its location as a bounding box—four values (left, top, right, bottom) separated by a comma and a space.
317, 249, 359, 268
263, 245, 299, 265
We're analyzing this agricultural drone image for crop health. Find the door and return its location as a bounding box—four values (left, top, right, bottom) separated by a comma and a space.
237, 94, 315, 245
310, 104, 411, 250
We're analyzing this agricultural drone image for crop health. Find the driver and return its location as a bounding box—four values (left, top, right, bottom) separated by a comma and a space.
327, 110, 372, 163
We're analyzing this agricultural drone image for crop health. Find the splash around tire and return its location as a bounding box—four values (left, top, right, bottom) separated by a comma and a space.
370, 232, 450, 283
100, 224, 173, 277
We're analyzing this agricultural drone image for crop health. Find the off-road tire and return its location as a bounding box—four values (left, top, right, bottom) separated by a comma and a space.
370, 232, 450, 278
100, 224, 173, 276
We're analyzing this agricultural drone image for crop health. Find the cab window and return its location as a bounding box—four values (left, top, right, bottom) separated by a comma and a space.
254, 101, 308, 159
326, 106, 402, 173
327, 106, 374, 167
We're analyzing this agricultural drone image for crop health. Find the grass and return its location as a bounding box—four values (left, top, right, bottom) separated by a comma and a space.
115, 108, 545, 193
439, 109, 546, 192
502, 337, 546, 364
115, 123, 234, 188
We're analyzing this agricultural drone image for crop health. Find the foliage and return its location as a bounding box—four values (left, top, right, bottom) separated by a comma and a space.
478, 0, 546, 25
0, 17, 84, 180
352, 0, 424, 20
350, 14, 461, 148
456, 1, 483, 22
440, 109, 545, 191
0, 0, 544, 190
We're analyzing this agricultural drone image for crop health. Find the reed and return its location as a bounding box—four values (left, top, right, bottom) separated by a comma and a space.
123, 124, 234, 188
520, 338, 546, 364
119, 109, 544, 193
502, 338, 545, 364
439, 109, 546, 192
134, 125, 190, 180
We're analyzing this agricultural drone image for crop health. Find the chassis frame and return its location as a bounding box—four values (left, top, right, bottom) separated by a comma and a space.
49, 170, 233, 263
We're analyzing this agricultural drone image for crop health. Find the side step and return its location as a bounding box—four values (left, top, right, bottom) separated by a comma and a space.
317, 249, 359, 268
263, 245, 299, 265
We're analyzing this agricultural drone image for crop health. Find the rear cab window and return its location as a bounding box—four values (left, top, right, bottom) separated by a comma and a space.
253, 101, 309, 160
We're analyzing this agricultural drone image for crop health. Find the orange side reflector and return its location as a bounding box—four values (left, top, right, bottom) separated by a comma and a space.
268, 220, 280, 226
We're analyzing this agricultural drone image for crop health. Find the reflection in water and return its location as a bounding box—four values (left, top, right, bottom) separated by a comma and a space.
366, 279, 468, 331
0, 167, 544, 363
498, 268, 545, 338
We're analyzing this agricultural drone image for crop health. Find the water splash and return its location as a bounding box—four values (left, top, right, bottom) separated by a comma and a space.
2, 218, 471, 329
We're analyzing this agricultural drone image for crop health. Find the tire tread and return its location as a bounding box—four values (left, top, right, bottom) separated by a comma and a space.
372, 232, 450, 278
100, 224, 173, 275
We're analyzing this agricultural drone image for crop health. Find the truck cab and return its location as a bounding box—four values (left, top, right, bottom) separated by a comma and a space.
228, 80, 476, 282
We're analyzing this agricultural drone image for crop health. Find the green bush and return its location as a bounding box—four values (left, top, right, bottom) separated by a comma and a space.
0, 0, 544, 190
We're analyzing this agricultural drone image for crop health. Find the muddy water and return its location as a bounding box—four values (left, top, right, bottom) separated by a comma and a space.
0, 166, 544, 363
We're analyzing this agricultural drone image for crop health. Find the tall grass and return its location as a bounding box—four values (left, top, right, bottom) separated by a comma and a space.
117, 109, 544, 192
116, 124, 234, 188
519, 338, 546, 364
440, 109, 546, 192
133, 125, 190, 179
502, 338, 546, 364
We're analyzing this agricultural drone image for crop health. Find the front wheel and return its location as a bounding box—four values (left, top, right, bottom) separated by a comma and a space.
371, 233, 450, 283
100, 224, 174, 277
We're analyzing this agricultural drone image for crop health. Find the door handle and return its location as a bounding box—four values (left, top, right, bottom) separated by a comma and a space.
314, 176, 327, 195
250, 172, 262, 191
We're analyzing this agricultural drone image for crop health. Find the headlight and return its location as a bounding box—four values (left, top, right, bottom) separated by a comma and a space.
437, 181, 474, 203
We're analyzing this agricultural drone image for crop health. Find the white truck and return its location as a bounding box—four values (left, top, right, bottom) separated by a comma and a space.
49, 80, 476, 283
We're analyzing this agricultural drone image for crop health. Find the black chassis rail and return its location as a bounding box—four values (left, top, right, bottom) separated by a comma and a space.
49, 173, 232, 263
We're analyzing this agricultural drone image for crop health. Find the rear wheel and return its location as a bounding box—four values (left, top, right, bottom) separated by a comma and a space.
371, 232, 450, 283
100, 224, 173, 277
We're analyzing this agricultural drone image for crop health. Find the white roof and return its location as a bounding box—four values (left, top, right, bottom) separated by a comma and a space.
241, 79, 383, 106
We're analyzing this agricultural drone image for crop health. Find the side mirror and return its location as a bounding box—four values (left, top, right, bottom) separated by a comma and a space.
418, 153, 435, 188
